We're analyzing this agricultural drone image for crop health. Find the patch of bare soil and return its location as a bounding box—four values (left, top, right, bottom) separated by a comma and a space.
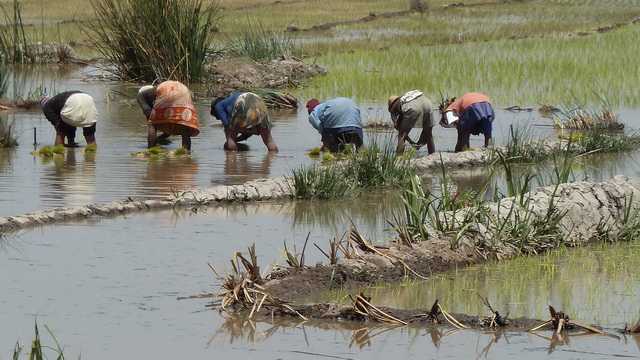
208, 56, 326, 97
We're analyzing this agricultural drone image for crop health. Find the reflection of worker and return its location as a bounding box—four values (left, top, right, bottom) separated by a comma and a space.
224, 151, 275, 181
388, 90, 435, 154
306, 97, 363, 152
440, 92, 494, 152
211, 92, 278, 152
41, 91, 97, 147
137, 81, 200, 151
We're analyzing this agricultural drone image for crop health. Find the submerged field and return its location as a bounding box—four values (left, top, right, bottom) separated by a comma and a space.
2, 0, 640, 359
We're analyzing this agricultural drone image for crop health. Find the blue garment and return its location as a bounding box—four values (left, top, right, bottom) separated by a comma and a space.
460, 102, 494, 137
322, 126, 363, 141
211, 92, 241, 127
308, 97, 362, 134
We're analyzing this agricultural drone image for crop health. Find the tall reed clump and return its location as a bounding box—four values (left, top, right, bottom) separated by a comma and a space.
291, 138, 415, 199
233, 19, 298, 61
0, 116, 17, 147
0, 0, 29, 64
86, 0, 219, 82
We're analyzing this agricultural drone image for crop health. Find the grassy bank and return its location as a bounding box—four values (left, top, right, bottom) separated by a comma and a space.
303, 26, 640, 106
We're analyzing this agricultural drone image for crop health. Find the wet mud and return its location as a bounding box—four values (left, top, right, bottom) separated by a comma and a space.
259, 176, 640, 301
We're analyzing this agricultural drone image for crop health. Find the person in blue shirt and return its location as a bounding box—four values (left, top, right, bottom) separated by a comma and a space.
211, 92, 278, 152
306, 97, 363, 152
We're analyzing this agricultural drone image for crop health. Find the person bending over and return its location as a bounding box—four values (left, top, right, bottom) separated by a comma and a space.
306, 97, 363, 153
388, 90, 435, 155
138, 81, 200, 151
41, 91, 97, 147
440, 92, 494, 152
211, 92, 278, 152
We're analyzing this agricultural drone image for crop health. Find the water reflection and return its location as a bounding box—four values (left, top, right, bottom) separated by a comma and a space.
221, 151, 275, 185
315, 242, 640, 327
141, 156, 199, 196
40, 148, 97, 206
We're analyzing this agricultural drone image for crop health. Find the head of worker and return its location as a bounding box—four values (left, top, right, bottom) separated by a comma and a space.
438, 97, 458, 128
387, 95, 401, 129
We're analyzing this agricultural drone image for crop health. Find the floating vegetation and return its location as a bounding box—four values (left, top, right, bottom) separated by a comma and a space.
86, 0, 220, 82
32, 144, 65, 157
131, 146, 190, 160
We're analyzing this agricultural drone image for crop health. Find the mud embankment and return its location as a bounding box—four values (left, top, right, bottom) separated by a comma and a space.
261, 176, 640, 301
0, 177, 292, 234
0, 141, 609, 233
209, 57, 326, 97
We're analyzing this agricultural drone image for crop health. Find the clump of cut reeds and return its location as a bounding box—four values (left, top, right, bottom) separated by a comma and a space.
574, 130, 640, 154
214, 245, 307, 320
86, 0, 219, 82
233, 19, 298, 61
553, 98, 622, 130
244, 88, 298, 109
0, 117, 17, 147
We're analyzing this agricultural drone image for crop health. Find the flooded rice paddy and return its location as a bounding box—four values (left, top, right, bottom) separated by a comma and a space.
2, 66, 640, 358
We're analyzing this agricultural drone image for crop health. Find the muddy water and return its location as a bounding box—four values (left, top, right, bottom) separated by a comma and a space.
2, 209, 640, 359
3, 66, 640, 359
0, 65, 599, 216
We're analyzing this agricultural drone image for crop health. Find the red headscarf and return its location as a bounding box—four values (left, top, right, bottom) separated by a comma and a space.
306, 99, 320, 114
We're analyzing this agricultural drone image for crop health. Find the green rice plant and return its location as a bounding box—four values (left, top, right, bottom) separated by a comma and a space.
84, 143, 97, 153
499, 124, 549, 163
615, 194, 640, 243
232, 18, 298, 61
575, 130, 640, 154
483, 184, 567, 256
86, 0, 220, 82
0, 116, 18, 148
12, 321, 66, 360
291, 164, 353, 199
493, 150, 536, 204
389, 174, 431, 243
293, 136, 415, 199
350, 137, 415, 189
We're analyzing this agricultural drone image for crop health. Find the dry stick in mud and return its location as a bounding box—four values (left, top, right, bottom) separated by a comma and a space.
528, 305, 605, 335
479, 295, 509, 328
347, 225, 429, 280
